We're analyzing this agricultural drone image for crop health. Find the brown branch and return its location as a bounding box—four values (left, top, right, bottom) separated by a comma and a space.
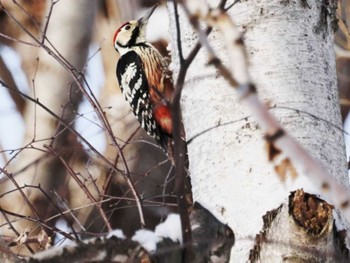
0, 209, 35, 254
0, 206, 76, 241
0, 78, 147, 226
0, 32, 40, 46
170, 1, 226, 261
0, 80, 121, 178
173, 1, 185, 64
44, 145, 112, 232
0, 2, 146, 228
40, 0, 57, 44
0, 168, 41, 221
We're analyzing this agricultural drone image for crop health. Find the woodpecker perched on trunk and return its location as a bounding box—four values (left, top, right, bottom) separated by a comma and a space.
113, 5, 173, 151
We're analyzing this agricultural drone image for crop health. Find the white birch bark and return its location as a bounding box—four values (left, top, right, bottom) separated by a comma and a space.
168, 0, 348, 261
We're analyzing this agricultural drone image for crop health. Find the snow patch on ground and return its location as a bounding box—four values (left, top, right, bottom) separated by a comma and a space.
131, 213, 182, 253
132, 229, 161, 252
155, 213, 182, 244
107, 229, 125, 239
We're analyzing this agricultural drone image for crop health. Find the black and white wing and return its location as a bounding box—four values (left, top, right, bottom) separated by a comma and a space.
116, 50, 167, 149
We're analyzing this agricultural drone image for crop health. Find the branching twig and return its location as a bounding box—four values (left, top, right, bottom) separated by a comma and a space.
0, 206, 75, 241
40, 0, 57, 44
52, 191, 86, 233
170, 0, 225, 261
0, 80, 120, 177
44, 145, 112, 232
0, 78, 145, 225
0, 2, 146, 228
0, 32, 40, 46
0, 209, 35, 254
0, 167, 41, 221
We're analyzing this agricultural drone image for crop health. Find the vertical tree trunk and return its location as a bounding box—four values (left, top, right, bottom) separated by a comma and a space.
169, 0, 348, 261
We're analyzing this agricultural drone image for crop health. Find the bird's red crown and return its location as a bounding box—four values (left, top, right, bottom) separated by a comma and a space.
113, 22, 129, 44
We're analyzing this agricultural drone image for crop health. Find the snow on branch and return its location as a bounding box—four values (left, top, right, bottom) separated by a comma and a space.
181, 0, 350, 221
0, 205, 234, 262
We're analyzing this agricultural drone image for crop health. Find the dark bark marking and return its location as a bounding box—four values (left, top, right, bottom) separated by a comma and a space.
321, 182, 330, 191
249, 205, 282, 262
265, 129, 284, 161
340, 200, 349, 209
314, 0, 338, 37
235, 36, 244, 45
333, 229, 350, 261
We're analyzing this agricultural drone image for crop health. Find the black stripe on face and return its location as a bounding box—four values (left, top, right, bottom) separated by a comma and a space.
127, 22, 141, 46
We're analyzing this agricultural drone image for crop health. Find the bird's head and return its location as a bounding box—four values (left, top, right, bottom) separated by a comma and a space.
113, 5, 157, 55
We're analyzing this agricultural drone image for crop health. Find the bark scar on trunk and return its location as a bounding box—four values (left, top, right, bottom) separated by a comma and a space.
289, 189, 333, 237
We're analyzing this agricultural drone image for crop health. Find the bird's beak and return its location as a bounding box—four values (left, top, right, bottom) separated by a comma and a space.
139, 4, 157, 24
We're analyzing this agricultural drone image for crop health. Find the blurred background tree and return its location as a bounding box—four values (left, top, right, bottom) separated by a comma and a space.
0, 0, 175, 255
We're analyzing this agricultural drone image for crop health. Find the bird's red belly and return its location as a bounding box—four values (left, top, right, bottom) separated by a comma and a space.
153, 104, 172, 136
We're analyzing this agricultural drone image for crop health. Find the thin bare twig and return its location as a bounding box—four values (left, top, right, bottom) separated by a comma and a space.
0, 209, 35, 254
33, 186, 80, 240
44, 145, 113, 232
1, 2, 146, 228
0, 206, 76, 241
52, 191, 86, 233
0, 32, 40, 46
0, 80, 122, 176
173, 1, 184, 64
170, 1, 225, 261
40, 0, 57, 44
224, 0, 241, 11
0, 167, 41, 221
0, 80, 147, 227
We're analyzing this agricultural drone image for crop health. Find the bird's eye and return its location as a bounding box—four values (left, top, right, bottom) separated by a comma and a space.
125, 25, 131, 30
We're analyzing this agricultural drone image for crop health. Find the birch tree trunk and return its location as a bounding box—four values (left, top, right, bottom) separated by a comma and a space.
169, 0, 349, 261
